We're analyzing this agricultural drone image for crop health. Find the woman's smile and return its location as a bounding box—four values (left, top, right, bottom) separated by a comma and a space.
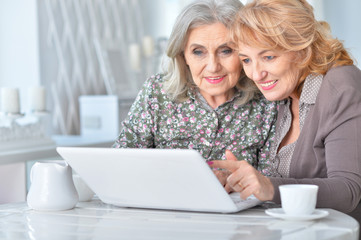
205, 75, 226, 84
258, 79, 278, 90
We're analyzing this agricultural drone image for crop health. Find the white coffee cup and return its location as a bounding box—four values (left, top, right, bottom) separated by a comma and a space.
279, 184, 319, 216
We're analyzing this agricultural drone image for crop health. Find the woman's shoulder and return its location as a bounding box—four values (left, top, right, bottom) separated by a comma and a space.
143, 73, 166, 88
324, 65, 361, 88
317, 65, 361, 101
327, 64, 361, 75
139, 73, 167, 96
317, 65, 361, 110
132, 73, 169, 105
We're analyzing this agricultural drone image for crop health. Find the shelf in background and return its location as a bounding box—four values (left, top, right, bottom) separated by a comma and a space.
0, 135, 114, 165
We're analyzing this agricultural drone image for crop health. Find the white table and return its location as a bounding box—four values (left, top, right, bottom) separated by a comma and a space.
0, 199, 358, 240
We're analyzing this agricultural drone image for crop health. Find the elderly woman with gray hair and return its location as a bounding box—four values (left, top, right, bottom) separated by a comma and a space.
113, 0, 277, 185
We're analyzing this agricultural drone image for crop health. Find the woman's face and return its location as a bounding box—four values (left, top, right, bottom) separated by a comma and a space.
238, 43, 300, 101
183, 22, 241, 107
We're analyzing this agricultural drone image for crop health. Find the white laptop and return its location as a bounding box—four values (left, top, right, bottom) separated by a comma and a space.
56, 147, 262, 213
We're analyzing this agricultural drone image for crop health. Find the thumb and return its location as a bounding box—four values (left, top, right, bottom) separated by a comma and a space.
225, 150, 238, 161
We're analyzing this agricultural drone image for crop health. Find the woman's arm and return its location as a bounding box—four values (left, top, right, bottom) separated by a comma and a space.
271, 70, 361, 212
269, 66, 361, 213
112, 76, 159, 148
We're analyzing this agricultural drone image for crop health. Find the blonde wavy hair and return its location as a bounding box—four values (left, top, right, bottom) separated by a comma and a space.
231, 0, 353, 97
163, 0, 259, 104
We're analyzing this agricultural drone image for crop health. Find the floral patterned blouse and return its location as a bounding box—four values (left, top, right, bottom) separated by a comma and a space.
113, 74, 278, 176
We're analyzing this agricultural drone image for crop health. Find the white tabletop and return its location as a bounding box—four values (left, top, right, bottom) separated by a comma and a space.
0, 199, 358, 240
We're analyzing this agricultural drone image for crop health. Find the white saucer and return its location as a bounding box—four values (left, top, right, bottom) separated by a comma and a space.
265, 208, 329, 221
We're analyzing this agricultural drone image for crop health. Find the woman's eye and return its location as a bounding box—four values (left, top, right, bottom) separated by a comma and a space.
192, 49, 204, 56
220, 48, 233, 55
241, 58, 250, 64
265, 56, 275, 60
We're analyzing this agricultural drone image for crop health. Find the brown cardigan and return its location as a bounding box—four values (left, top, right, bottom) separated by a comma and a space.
269, 65, 361, 215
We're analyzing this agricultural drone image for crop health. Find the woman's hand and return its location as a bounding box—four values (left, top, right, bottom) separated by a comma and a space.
212, 168, 232, 191
209, 150, 275, 201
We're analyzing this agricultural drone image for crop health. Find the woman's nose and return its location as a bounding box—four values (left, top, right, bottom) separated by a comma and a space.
206, 55, 221, 72
252, 64, 267, 81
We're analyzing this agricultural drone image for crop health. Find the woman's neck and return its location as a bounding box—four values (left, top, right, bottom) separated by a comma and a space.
201, 89, 235, 109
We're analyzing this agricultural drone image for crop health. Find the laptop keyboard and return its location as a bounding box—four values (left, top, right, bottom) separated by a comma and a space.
229, 192, 262, 210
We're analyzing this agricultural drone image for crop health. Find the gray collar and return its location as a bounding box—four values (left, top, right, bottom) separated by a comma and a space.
188, 87, 241, 111
299, 74, 324, 105
280, 73, 324, 105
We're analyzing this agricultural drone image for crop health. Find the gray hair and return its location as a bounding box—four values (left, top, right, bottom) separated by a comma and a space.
163, 0, 258, 104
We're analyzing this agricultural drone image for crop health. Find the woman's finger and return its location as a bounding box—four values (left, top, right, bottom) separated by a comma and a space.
231, 181, 244, 192
225, 150, 238, 161
208, 150, 242, 172
224, 183, 233, 193
208, 160, 242, 172
239, 185, 254, 200
226, 161, 252, 186
212, 169, 232, 186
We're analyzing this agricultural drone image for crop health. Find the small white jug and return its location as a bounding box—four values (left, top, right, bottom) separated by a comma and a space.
27, 160, 79, 211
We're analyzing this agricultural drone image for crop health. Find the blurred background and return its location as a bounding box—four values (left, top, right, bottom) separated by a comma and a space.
0, 0, 360, 136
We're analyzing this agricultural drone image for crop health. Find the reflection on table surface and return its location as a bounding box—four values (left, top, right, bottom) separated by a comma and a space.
0, 199, 359, 240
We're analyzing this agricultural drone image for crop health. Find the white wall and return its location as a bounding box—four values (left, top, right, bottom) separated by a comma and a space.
0, 0, 360, 109
0, 0, 40, 112
0, 163, 26, 204
140, 0, 194, 39
321, 0, 361, 67
0, 0, 39, 204
139, 0, 360, 67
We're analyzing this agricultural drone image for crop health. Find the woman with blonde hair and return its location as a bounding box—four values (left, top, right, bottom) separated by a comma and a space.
211, 0, 361, 220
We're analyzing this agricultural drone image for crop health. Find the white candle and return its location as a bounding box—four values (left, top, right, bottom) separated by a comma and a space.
29, 86, 46, 112
142, 36, 155, 58
129, 43, 141, 71
1, 88, 20, 113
